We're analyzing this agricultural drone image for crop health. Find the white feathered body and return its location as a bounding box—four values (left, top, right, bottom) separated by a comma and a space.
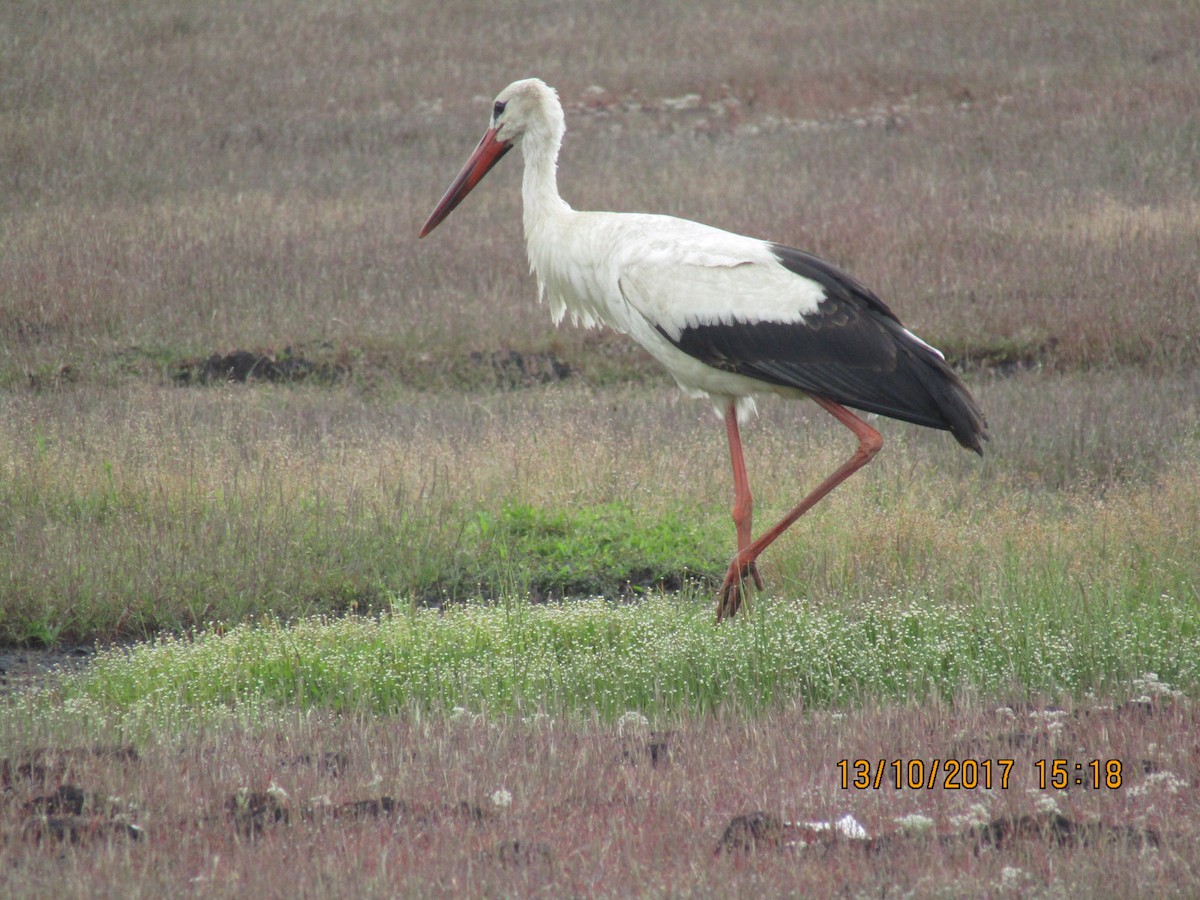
526, 205, 834, 419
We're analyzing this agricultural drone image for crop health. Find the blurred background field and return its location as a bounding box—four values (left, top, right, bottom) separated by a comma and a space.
3, 0, 1198, 382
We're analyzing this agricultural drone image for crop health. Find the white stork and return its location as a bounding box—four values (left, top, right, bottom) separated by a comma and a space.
419, 77, 988, 621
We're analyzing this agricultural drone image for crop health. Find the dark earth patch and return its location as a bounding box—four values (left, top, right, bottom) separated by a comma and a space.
169, 344, 574, 392
18, 783, 142, 846
622, 730, 677, 768
400, 347, 576, 392
467, 349, 573, 389
227, 789, 492, 840
715, 811, 787, 853
492, 838, 555, 868
173, 346, 349, 385
0, 645, 98, 698
226, 788, 291, 836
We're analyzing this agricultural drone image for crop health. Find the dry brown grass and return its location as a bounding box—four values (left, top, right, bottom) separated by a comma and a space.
3, 0, 1198, 383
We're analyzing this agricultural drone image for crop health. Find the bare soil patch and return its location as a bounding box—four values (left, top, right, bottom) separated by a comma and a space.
0, 646, 98, 698
172, 346, 350, 386
167, 343, 577, 393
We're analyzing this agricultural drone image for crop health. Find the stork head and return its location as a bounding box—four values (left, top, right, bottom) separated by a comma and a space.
419, 78, 562, 238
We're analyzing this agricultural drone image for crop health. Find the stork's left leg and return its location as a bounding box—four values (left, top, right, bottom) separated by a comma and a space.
716, 397, 883, 621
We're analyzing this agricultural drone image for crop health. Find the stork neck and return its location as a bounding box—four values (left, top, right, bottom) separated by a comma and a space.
521, 129, 571, 242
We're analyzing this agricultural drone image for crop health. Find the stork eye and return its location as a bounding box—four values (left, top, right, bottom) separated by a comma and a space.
493, 100, 507, 119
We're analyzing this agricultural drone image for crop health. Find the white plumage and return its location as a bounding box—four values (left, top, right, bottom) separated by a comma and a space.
421, 77, 987, 620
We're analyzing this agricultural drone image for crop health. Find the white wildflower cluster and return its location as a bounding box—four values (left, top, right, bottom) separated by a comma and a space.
948, 802, 992, 830
1028, 708, 1069, 733
1131, 672, 1182, 703
1028, 790, 1061, 815
996, 866, 1033, 892
1127, 771, 1190, 798
616, 711, 649, 735
893, 813, 936, 834
490, 788, 513, 808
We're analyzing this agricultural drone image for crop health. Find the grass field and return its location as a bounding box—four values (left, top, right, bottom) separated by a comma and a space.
2, 0, 1199, 895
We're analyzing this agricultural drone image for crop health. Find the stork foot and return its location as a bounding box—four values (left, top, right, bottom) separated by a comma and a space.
715, 557, 761, 621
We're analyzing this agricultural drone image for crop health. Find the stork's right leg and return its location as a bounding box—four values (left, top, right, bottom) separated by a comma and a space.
723, 403, 764, 598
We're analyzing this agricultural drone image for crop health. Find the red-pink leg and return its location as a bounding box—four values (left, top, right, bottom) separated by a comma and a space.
716, 397, 883, 621
724, 404, 765, 596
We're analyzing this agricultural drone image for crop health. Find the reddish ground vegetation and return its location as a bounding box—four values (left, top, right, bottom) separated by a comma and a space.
2, 696, 1195, 895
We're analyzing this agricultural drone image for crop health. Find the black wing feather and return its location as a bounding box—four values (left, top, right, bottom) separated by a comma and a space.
660, 244, 988, 453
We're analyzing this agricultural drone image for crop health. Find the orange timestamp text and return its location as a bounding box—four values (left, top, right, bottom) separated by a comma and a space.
837, 758, 1125, 790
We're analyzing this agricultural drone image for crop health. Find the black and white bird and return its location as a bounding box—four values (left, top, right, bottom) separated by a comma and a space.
420, 77, 988, 620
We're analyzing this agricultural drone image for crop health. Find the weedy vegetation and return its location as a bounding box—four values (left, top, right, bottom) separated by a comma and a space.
2, 0, 1199, 895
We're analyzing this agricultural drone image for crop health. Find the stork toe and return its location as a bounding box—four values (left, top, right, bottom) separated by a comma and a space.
715, 557, 756, 621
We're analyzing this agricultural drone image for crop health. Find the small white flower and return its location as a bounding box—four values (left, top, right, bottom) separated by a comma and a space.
491, 788, 512, 808
617, 711, 649, 735
894, 813, 935, 834
998, 866, 1031, 890
1132, 672, 1182, 698
1127, 772, 1189, 797
1028, 708, 1068, 721
1034, 793, 1061, 814
948, 802, 991, 829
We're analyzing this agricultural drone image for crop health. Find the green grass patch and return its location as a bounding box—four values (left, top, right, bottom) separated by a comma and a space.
451, 501, 725, 600
43, 583, 1200, 731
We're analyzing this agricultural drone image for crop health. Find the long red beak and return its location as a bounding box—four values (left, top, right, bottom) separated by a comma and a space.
419, 126, 513, 237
